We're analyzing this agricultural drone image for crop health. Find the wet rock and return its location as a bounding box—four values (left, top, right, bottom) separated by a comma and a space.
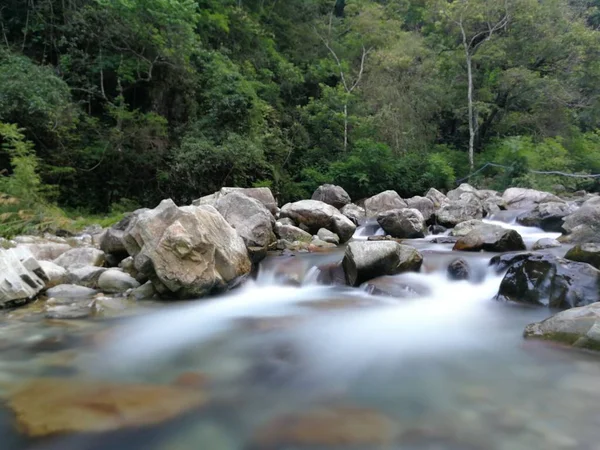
425, 187, 450, 209
7, 377, 209, 437
559, 200, 600, 244
343, 241, 423, 286
405, 196, 435, 222
502, 187, 563, 210
98, 269, 140, 293
489, 251, 538, 273
453, 225, 525, 252
45, 304, 92, 320
315, 262, 346, 286
377, 208, 426, 239
428, 224, 447, 235
435, 193, 483, 227
215, 191, 276, 255
340, 203, 366, 225
280, 200, 356, 243
250, 406, 396, 449
311, 184, 351, 209
122, 199, 251, 299
316, 228, 340, 245
364, 190, 407, 217
496, 253, 600, 308
194, 187, 278, 215
524, 302, 600, 351
430, 236, 459, 244
516, 202, 577, 232
65, 265, 106, 288
564, 243, 600, 269
364, 276, 431, 298
130, 281, 156, 300
46, 284, 97, 299
53, 247, 105, 269
450, 219, 485, 237
532, 238, 562, 250
0, 248, 46, 306
38, 261, 67, 289
447, 258, 470, 280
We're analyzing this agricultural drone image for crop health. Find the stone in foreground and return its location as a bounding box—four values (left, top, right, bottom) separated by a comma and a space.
7, 378, 208, 437
311, 184, 351, 209
343, 241, 423, 286
524, 302, 600, 351
280, 200, 356, 243
0, 248, 46, 305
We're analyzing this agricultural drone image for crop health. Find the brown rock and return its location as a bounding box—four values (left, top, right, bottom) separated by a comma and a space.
8, 378, 209, 437
251, 406, 396, 448
172, 372, 209, 389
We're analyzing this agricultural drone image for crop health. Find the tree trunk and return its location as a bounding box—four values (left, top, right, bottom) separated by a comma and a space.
465, 52, 475, 170
343, 102, 348, 152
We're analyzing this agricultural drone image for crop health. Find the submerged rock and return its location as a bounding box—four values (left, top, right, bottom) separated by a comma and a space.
502, 187, 563, 210
280, 200, 356, 243
311, 184, 351, 209
447, 258, 470, 281
377, 208, 426, 239
453, 225, 525, 252
564, 243, 600, 269
342, 241, 423, 286
364, 190, 407, 217
516, 202, 577, 232
7, 377, 209, 437
496, 253, 600, 309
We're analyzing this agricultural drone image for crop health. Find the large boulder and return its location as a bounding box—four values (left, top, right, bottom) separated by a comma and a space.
311, 184, 351, 209
342, 241, 423, 286
274, 222, 312, 243
0, 248, 46, 305
435, 193, 483, 227
447, 183, 483, 201
502, 187, 563, 210
495, 253, 600, 309
280, 200, 356, 243
564, 243, 600, 269
516, 202, 577, 232
425, 188, 449, 210
122, 199, 252, 299
53, 247, 105, 269
524, 302, 600, 351
559, 200, 600, 244
215, 191, 276, 253
453, 224, 526, 252
405, 196, 435, 222
364, 191, 407, 217
99, 214, 139, 258
376, 208, 426, 239
450, 219, 485, 237
193, 187, 278, 215
340, 203, 366, 225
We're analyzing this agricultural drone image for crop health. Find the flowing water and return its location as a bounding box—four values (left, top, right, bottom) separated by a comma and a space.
2, 217, 600, 449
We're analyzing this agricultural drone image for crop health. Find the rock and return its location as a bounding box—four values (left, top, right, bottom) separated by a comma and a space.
447, 258, 470, 280
447, 183, 482, 201
311, 184, 351, 209
119, 256, 140, 279
45, 303, 92, 320
316, 228, 340, 245
405, 196, 435, 222
99, 215, 135, 258
489, 251, 538, 273
53, 248, 105, 269
364, 276, 431, 298
425, 188, 450, 209
130, 281, 156, 300
364, 190, 407, 217
502, 187, 563, 210
250, 406, 396, 449
7, 377, 209, 437
20, 243, 72, 261
564, 243, 600, 269
559, 201, 600, 244
532, 238, 561, 250
450, 219, 485, 237
495, 253, 600, 308
98, 269, 140, 293
276, 217, 295, 227
342, 241, 423, 286
122, 199, 251, 299
315, 262, 346, 286
273, 239, 310, 252
46, 284, 97, 299
279, 200, 356, 243
516, 202, 577, 232
377, 208, 426, 239
0, 248, 46, 305
483, 197, 505, 216
453, 225, 526, 252
428, 224, 447, 235
38, 261, 67, 289
435, 193, 483, 227
66, 266, 107, 288
340, 203, 366, 225
308, 238, 337, 251
430, 236, 458, 244
194, 187, 278, 215
524, 302, 600, 351
274, 223, 312, 243
215, 191, 276, 252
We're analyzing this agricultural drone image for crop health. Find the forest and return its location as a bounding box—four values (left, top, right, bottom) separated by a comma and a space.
1, 0, 600, 223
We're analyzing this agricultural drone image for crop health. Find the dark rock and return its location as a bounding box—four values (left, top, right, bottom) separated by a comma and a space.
447, 258, 470, 281
489, 252, 539, 273
430, 236, 458, 244
564, 243, 600, 269
364, 276, 431, 298
428, 224, 447, 235
311, 184, 351, 209
516, 202, 577, 232
453, 226, 526, 252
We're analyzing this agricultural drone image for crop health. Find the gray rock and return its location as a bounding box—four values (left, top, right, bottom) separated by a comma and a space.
66, 266, 107, 288
453, 224, 525, 252
0, 248, 46, 305
45, 304, 92, 320
340, 203, 366, 225
377, 208, 426, 239
311, 184, 351, 209
99, 215, 135, 256
193, 187, 278, 215
364, 191, 407, 217
274, 223, 312, 243
435, 193, 483, 227
38, 261, 67, 289
20, 243, 72, 261
316, 228, 340, 245
405, 196, 435, 222
425, 188, 449, 209
215, 191, 276, 251
364, 276, 431, 298
502, 187, 563, 210
342, 241, 423, 286
495, 253, 600, 309
131, 281, 157, 300
98, 269, 140, 293
483, 196, 505, 216
447, 258, 470, 281
450, 219, 485, 237
46, 284, 97, 299
310, 237, 337, 250
276, 218, 295, 227
559, 201, 600, 244
532, 238, 561, 250
564, 243, 600, 269
122, 199, 251, 299
53, 247, 105, 269
280, 200, 356, 243
447, 183, 482, 201
516, 202, 578, 232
